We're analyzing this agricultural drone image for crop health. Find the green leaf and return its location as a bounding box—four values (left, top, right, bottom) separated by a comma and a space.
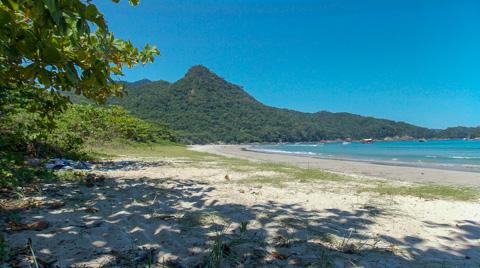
43, 0, 56, 13
42, 45, 62, 63
84, 4, 98, 21
43, 0, 61, 25
65, 62, 80, 83
0, 8, 11, 25
38, 69, 51, 88
1, 0, 19, 10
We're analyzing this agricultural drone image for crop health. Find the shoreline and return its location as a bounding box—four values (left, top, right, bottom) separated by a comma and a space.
192, 144, 480, 187
246, 146, 480, 174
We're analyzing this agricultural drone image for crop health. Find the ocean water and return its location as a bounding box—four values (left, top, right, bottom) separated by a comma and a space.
252, 140, 480, 169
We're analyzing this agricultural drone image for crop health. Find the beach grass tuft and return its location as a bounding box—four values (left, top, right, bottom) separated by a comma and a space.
359, 183, 480, 201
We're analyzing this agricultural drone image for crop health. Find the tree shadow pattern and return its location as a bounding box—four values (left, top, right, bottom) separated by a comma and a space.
1, 161, 479, 267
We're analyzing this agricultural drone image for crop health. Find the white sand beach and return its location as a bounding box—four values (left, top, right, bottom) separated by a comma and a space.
4, 145, 480, 267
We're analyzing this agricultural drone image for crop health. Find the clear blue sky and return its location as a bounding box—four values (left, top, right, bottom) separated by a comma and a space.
96, 0, 480, 129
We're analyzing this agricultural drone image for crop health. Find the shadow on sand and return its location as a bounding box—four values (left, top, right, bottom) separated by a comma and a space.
2, 161, 478, 267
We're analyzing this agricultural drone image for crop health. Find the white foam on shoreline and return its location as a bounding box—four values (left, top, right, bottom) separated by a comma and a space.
253, 148, 318, 156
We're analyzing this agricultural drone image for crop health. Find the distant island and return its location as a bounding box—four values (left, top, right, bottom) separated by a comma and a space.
70, 65, 480, 144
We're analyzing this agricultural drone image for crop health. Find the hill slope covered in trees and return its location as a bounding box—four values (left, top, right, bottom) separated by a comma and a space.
107, 65, 480, 144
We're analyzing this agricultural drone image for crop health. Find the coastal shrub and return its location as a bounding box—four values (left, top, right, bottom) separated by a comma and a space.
0, 104, 176, 186
54, 104, 176, 145
0, 104, 175, 158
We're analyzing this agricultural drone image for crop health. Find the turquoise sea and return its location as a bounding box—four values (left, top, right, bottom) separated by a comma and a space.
252, 140, 480, 170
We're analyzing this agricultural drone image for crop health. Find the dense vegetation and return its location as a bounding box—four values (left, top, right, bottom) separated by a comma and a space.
0, 104, 175, 187
2, 103, 175, 159
56, 104, 175, 146
111, 65, 479, 144
436, 126, 480, 139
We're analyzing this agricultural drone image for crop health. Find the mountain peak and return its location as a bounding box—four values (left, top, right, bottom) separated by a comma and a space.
184, 65, 217, 79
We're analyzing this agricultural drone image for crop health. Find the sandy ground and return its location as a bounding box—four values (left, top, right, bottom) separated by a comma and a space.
2, 152, 480, 267
192, 144, 480, 187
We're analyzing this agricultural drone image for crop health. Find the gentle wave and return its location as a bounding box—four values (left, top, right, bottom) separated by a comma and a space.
254, 148, 318, 156
450, 156, 480, 159
425, 155, 480, 160
284, 143, 324, 147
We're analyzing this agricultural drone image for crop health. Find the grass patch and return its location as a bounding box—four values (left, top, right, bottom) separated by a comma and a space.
218, 155, 349, 186
359, 183, 480, 201
234, 163, 348, 188
249, 162, 348, 183
90, 142, 212, 160
292, 168, 348, 183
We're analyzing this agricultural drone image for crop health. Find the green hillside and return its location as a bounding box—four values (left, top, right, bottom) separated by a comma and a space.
110, 65, 448, 143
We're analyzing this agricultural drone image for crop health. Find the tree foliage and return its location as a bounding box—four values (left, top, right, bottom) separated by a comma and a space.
0, 103, 176, 187
0, 0, 159, 117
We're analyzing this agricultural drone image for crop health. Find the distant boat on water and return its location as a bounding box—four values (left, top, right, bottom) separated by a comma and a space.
419, 138, 427, 142
361, 138, 374, 144
342, 141, 351, 145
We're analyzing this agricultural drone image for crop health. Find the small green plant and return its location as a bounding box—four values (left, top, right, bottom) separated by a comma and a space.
204, 221, 256, 268
206, 224, 240, 268
338, 229, 356, 254
308, 249, 334, 268
207, 233, 231, 268
239, 221, 248, 234
27, 238, 40, 268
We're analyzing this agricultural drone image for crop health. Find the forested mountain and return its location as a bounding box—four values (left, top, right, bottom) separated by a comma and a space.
437, 127, 480, 139
109, 65, 474, 144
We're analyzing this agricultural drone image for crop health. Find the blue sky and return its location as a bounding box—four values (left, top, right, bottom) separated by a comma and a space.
97, 0, 480, 129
